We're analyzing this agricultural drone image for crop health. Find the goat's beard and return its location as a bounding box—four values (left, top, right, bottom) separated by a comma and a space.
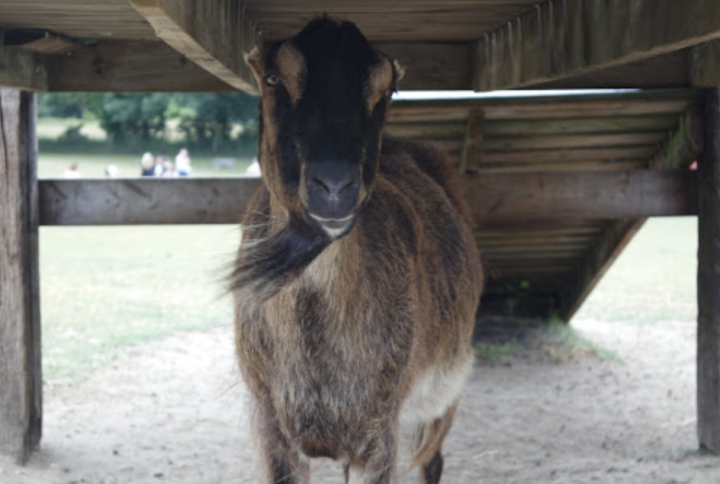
230, 214, 330, 303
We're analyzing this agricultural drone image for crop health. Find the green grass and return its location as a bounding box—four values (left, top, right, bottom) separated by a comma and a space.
574, 217, 697, 324
40, 225, 241, 382
39, 152, 254, 179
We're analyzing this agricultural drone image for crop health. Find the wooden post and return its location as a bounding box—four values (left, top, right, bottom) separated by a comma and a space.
0, 89, 41, 463
698, 87, 720, 453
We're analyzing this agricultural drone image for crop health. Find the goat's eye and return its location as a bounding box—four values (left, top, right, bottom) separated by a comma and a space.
264, 74, 282, 87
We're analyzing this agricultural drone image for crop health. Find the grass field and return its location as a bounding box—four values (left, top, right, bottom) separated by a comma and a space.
39, 216, 698, 383
574, 217, 697, 324
41, 225, 241, 382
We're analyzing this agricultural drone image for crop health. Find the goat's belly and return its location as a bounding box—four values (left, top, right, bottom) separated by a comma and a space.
274, 378, 388, 460
399, 353, 474, 428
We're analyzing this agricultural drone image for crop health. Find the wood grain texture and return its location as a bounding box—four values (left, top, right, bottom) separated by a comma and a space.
47, 41, 235, 92
698, 87, 720, 454
39, 177, 262, 225
128, 0, 259, 94
37, 171, 696, 227
0, 89, 41, 463
475, 0, 720, 91
465, 171, 697, 227
0, 48, 47, 91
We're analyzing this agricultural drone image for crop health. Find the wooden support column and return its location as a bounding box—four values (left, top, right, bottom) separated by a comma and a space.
0, 89, 41, 463
698, 87, 720, 453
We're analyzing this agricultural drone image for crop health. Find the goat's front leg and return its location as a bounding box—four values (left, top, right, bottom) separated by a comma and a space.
354, 423, 398, 484
253, 404, 309, 484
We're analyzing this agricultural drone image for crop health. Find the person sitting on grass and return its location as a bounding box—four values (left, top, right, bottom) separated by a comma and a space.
140, 152, 154, 177
63, 163, 82, 179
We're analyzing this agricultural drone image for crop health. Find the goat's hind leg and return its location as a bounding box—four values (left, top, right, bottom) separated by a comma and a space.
415, 402, 458, 484
253, 405, 309, 483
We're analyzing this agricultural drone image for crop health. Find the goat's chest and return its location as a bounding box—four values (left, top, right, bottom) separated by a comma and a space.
253, 278, 414, 437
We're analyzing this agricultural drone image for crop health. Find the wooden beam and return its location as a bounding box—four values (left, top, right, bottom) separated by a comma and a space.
692, 42, 720, 88
465, 171, 696, 227
378, 42, 472, 91
697, 87, 720, 454
39, 178, 263, 226
38, 171, 695, 227
475, 0, 720, 91
0, 89, 41, 463
0, 47, 46, 91
129, 0, 259, 94
47, 41, 235, 92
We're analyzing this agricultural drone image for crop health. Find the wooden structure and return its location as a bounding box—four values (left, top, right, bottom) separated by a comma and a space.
0, 0, 719, 463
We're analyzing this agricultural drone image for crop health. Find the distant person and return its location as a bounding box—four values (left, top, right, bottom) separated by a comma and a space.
105, 165, 118, 177
244, 157, 261, 177
140, 152, 154, 176
153, 155, 166, 177
63, 163, 81, 179
175, 148, 192, 176
162, 160, 176, 177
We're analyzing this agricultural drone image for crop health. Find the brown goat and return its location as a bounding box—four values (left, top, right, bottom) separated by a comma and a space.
232, 17, 483, 484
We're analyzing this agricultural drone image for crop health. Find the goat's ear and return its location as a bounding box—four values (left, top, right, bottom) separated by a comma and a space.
392, 59, 405, 82
244, 47, 264, 89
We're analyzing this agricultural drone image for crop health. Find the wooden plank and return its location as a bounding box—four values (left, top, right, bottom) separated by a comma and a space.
38, 171, 695, 227
465, 171, 696, 226
47, 41, 235, 92
698, 87, 720, 454
460, 109, 484, 173
39, 178, 263, 225
128, 0, 259, 94
476, 160, 648, 173
483, 133, 665, 152
0, 47, 46, 91
379, 42, 472, 90
475, 0, 720, 90
18, 32, 80, 55
0, 89, 41, 463
479, 147, 657, 165
692, 41, 720, 88
483, 115, 679, 136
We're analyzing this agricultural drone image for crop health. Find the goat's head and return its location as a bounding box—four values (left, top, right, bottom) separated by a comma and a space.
245, 17, 403, 240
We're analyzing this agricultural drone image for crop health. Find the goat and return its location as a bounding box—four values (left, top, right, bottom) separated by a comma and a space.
232, 17, 483, 484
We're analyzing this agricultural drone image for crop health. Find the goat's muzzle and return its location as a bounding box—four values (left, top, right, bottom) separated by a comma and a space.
302, 161, 362, 239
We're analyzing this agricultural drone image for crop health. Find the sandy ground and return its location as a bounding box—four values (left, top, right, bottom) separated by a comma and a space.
2, 318, 720, 484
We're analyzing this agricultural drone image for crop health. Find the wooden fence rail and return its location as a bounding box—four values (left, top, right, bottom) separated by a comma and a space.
38, 170, 697, 227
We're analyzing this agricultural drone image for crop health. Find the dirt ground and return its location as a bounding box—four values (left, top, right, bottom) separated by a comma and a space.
2, 317, 720, 484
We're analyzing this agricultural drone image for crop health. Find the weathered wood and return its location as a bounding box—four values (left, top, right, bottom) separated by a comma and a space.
128, 0, 259, 94
479, 147, 658, 165
466, 171, 696, 226
0, 47, 47, 91
38, 171, 696, 227
460, 109, 484, 173
692, 42, 720, 88
18, 32, 80, 55
0, 89, 41, 463
697, 87, 720, 454
47, 41, 235, 92
379, 42, 471, 90
475, 0, 720, 91
39, 178, 263, 225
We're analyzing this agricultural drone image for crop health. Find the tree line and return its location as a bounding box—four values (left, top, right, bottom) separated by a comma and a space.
39, 92, 259, 155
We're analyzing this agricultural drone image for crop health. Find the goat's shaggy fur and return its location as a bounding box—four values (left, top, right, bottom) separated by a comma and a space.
233, 17, 483, 484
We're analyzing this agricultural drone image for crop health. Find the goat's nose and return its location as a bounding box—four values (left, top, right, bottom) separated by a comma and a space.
311, 171, 357, 198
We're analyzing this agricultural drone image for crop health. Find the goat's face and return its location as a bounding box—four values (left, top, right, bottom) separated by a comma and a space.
246, 18, 402, 240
